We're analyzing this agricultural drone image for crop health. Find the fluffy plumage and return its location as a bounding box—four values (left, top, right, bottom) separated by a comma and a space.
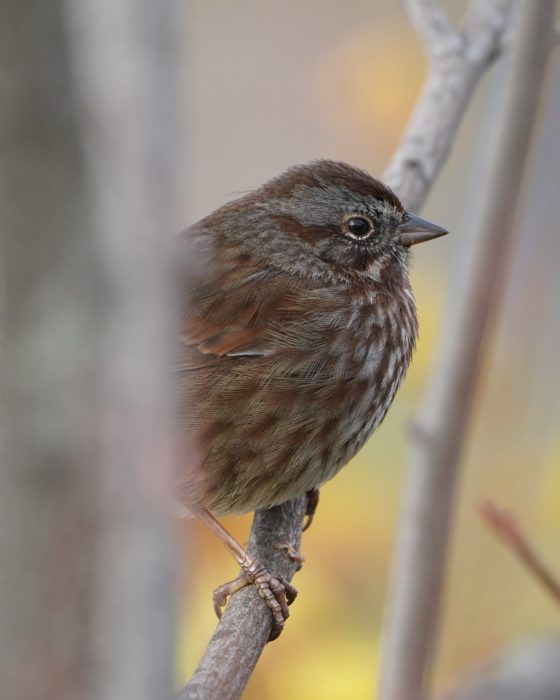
176, 161, 421, 514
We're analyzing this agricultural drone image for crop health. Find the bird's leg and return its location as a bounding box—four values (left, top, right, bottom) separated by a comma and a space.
303, 487, 320, 531
193, 507, 298, 635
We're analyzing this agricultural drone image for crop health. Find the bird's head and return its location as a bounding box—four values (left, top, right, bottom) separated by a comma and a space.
253, 160, 447, 275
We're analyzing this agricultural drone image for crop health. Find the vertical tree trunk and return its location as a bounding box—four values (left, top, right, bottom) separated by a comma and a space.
0, 3, 180, 699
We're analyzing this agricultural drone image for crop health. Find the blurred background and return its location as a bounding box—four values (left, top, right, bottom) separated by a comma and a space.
178, 1, 560, 698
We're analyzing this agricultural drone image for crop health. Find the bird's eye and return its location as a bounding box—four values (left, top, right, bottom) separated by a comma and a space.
343, 216, 374, 240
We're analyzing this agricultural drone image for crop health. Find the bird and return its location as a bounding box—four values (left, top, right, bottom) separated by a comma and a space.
175, 160, 447, 636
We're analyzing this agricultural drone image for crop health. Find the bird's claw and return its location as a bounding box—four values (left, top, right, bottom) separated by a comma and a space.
275, 542, 305, 570
213, 574, 249, 619
303, 487, 320, 531
212, 560, 298, 640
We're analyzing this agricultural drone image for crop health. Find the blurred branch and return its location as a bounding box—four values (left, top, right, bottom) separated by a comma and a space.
480, 501, 560, 607
379, 3, 557, 700
63, 3, 180, 698
179, 3, 517, 700
444, 636, 560, 700
0, 2, 179, 699
385, 0, 511, 211
401, 0, 459, 60
0, 9, 97, 697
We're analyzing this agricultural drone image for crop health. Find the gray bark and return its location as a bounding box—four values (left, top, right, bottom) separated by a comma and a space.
179, 498, 307, 700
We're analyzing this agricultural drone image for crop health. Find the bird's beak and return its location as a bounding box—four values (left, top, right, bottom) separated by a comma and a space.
394, 213, 448, 247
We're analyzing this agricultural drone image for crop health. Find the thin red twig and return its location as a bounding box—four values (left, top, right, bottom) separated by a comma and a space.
480, 500, 560, 606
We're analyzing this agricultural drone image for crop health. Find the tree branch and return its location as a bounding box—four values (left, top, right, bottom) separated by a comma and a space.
385, 0, 512, 211
401, 0, 459, 62
461, 0, 513, 63
378, 3, 557, 700
178, 498, 307, 700
180, 2, 514, 698
480, 501, 560, 607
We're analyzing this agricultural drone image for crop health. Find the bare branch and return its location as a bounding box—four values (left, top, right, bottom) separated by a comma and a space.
385, 0, 511, 211
379, 3, 557, 700
179, 498, 307, 700
462, 0, 513, 63
401, 0, 459, 61
480, 501, 560, 607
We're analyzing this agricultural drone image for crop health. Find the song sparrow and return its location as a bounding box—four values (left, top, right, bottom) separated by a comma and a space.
177, 160, 447, 634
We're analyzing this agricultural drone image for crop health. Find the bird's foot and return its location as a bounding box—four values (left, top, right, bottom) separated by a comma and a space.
275, 542, 305, 570
303, 487, 320, 531
212, 557, 298, 640
213, 574, 251, 619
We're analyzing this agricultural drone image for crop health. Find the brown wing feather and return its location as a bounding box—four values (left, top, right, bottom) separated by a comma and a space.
178, 266, 297, 364
177, 231, 335, 365
175, 222, 360, 515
